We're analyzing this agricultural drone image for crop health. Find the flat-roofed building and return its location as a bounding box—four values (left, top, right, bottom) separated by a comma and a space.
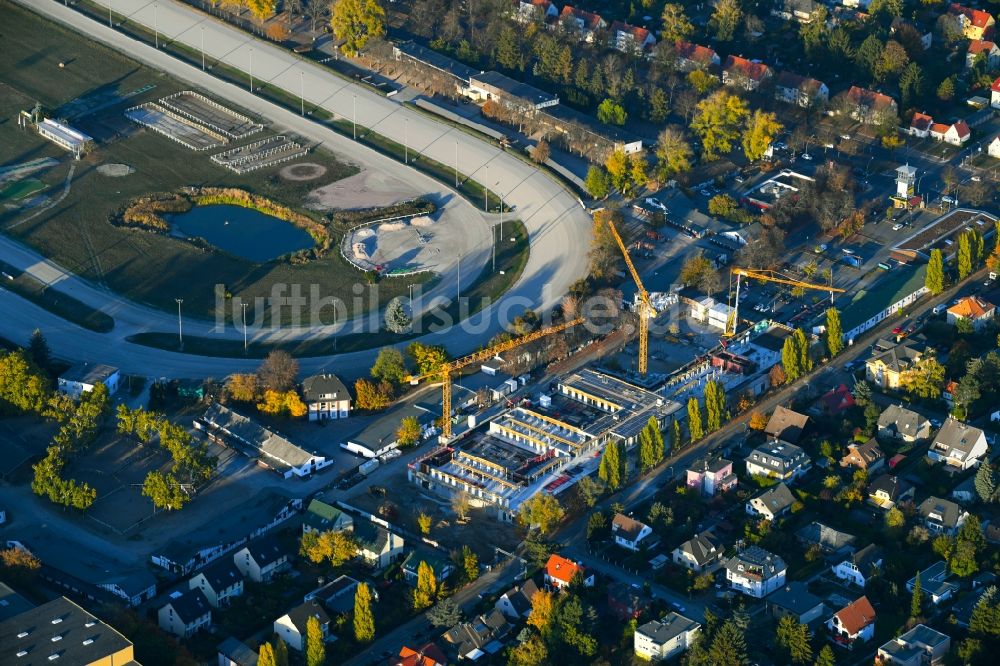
36, 118, 93, 158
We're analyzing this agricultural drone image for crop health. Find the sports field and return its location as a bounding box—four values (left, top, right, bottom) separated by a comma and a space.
0, 1, 426, 323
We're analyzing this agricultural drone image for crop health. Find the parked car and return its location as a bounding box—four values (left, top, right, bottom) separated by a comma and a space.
892, 223, 903, 231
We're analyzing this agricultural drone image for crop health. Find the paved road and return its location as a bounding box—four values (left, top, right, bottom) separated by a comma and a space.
6, 0, 592, 378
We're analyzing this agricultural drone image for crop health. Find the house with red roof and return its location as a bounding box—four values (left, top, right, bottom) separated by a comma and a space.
774, 71, 829, 107
544, 554, 594, 590
948, 3, 996, 40
908, 112, 934, 138
722, 55, 773, 91
609, 20, 656, 53
929, 120, 971, 146
966, 39, 1000, 69
517, 0, 559, 23
673, 41, 720, 72
393, 643, 448, 666
843, 86, 898, 124
991, 77, 1000, 108
827, 596, 876, 648
817, 384, 855, 416
558, 6, 607, 43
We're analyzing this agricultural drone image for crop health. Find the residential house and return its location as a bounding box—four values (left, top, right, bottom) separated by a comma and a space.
764, 406, 810, 444
725, 546, 787, 598
304, 575, 374, 617
868, 474, 915, 510
612, 513, 655, 551
301, 498, 353, 535
747, 483, 797, 520
909, 112, 934, 138
606, 581, 652, 621
217, 637, 259, 666
495, 579, 540, 620
967, 39, 1000, 70
402, 550, 455, 585
273, 600, 329, 651
517, 0, 559, 23
233, 536, 289, 583
188, 558, 244, 608
907, 561, 959, 604
57, 363, 120, 399
609, 21, 656, 53
745, 442, 811, 481
672, 531, 725, 572
989, 133, 1000, 156
947, 296, 996, 332
96, 571, 157, 607
827, 596, 876, 649
673, 41, 720, 72
877, 404, 932, 443
301, 373, 351, 421
355, 521, 405, 569
158, 589, 212, 638
993, 77, 1000, 108
771, 0, 822, 22
817, 384, 856, 416
918, 496, 969, 535
927, 418, 988, 471
948, 4, 996, 40
797, 522, 857, 553
0, 597, 137, 665
774, 71, 829, 108
766, 582, 827, 625
441, 609, 511, 660
865, 338, 926, 389
877, 624, 951, 665
545, 554, 594, 590
929, 120, 971, 146
832, 544, 884, 587
634, 612, 701, 661
843, 86, 898, 124
722, 55, 773, 91
558, 6, 606, 42
841, 439, 886, 474
685, 456, 737, 496
392, 643, 448, 666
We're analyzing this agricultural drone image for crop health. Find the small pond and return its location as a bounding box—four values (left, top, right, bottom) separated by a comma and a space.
168, 204, 315, 262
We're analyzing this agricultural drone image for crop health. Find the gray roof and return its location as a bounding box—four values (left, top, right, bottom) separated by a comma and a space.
301, 373, 349, 403
354, 520, 399, 554
747, 441, 810, 475
796, 522, 857, 551
218, 637, 258, 666
726, 546, 787, 579
764, 406, 809, 444
442, 609, 511, 656
59, 362, 118, 385
908, 561, 959, 600
845, 544, 883, 572
0, 597, 134, 665
393, 40, 478, 82
866, 339, 924, 373
636, 612, 701, 645
202, 403, 321, 470
283, 600, 330, 633
751, 483, 796, 515
675, 531, 723, 567
918, 496, 965, 529
470, 71, 558, 106
307, 575, 362, 615
0, 582, 33, 621
880, 624, 950, 660
194, 558, 243, 592
243, 535, 287, 568
932, 417, 985, 460
766, 582, 824, 616
868, 474, 911, 501
164, 588, 211, 624
499, 579, 539, 617
878, 404, 931, 439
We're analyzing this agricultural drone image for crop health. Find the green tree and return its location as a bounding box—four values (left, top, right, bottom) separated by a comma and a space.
926, 249, 945, 294
709, 620, 749, 666
384, 297, 411, 333
742, 110, 783, 162
495, 26, 523, 72
975, 462, 996, 503
959, 229, 974, 280
518, 493, 565, 534
793, 329, 812, 374
704, 380, 726, 432
782, 335, 802, 381
597, 99, 627, 126
814, 645, 836, 666
576, 476, 604, 507
407, 342, 449, 375
886, 506, 905, 528
671, 419, 682, 451
649, 88, 670, 123
910, 570, 923, 618
599, 440, 625, 490
461, 544, 479, 582
937, 76, 956, 102
141, 471, 189, 511
687, 397, 704, 441
0, 349, 50, 415
584, 166, 610, 199
899, 62, 925, 110
660, 3, 694, 42
305, 615, 326, 666
428, 597, 462, 627
413, 560, 438, 610
776, 616, 813, 665
638, 416, 664, 471
27, 329, 51, 372
274, 639, 288, 666
708, 0, 742, 41
691, 90, 750, 160
396, 415, 422, 447
825, 308, 843, 357
330, 0, 385, 56
587, 511, 607, 540
900, 355, 945, 399
353, 582, 375, 642
854, 35, 884, 79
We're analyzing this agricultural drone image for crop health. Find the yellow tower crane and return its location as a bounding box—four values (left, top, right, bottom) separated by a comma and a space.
726, 267, 845, 337
407, 317, 584, 440
604, 217, 655, 375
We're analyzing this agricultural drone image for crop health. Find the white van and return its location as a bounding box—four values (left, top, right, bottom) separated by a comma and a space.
932, 304, 946, 315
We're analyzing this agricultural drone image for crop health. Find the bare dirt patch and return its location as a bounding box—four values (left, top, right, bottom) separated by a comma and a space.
306, 169, 419, 210
97, 163, 135, 177
279, 161, 327, 181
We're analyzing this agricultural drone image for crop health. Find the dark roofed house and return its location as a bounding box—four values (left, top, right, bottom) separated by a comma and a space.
767, 581, 826, 625
774, 70, 829, 107
496, 579, 539, 620
233, 536, 289, 582
158, 588, 212, 637
392, 40, 477, 88
442, 609, 511, 661
878, 624, 951, 665
218, 637, 258, 666
57, 362, 121, 399
466, 71, 559, 110
189, 558, 244, 607
745, 442, 811, 482
865, 338, 928, 389
612, 513, 655, 551
918, 496, 969, 535
927, 417, 988, 471
274, 600, 330, 651
878, 404, 932, 443
796, 521, 857, 553
832, 544, 884, 587
355, 520, 405, 569
305, 575, 377, 616
868, 474, 915, 510
841, 439, 886, 473
634, 612, 702, 661
907, 561, 959, 604
747, 482, 797, 520
0, 582, 32, 621
843, 266, 927, 342
402, 550, 455, 585
301, 373, 351, 421
302, 497, 353, 534
673, 531, 725, 572
607, 581, 652, 620
764, 406, 810, 443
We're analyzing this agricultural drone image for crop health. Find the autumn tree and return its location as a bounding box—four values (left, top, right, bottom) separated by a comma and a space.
142, 471, 190, 511
396, 415, 422, 447
691, 90, 749, 160
407, 342, 448, 375
655, 126, 694, 179
247, 0, 277, 22
300, 529, 358, 566
258, 643, 277, 666
518, 493, 565, 534
258, 350, 299, 393
926, 249, 945, 294
638, 416, 665, 471
305, 615, 326, 666
354, 378, 393, 410
687, 397, 704, 441
704, 380, 727, 432
226, 373, 260, 402
825, 308, 844, 357
330, 0, 386, 56
661, 3, 694, 42
353, 582, 375, 642
412, 560, 438, 610
598, 439, 625, 489
708, 0, 742, 41
584, 166, 610, 199
900, 355, 946, 399
910, 570, 923, 618
532, 138, 550, 164
743, 110, 783, 162
460, 544, 479, 582
749, 411, 768, 430
257, 390, 307, 418
528, 589, 554, 633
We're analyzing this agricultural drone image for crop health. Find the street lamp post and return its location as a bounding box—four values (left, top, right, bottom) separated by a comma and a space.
454, 140, 459, 188
484, 165, 488, 212
404, 118, 408, 163
201, 26, 205, 70
248, 48, 253, 92
352, 94, 357, 140
241, 302, 248, 354
300, 71, 304, 116
109, 0, 112, 27
175, 299, 184, 350
154, 3, 158, 49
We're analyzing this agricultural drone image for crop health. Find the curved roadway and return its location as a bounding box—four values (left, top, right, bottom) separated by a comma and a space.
7, 0, 593, 377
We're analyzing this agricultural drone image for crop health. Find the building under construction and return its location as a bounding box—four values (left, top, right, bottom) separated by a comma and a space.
408, 368, 681, 520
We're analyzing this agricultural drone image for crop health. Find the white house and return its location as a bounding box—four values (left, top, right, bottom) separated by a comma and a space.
157, 589, 212, 638
545, 554, 594, 590
831, 544, 883, 587
878, 624, 951, 665
273, 600, 330, 651
927, 418, 988, 471
301, 374, 351, 421
634, 612, 701, 660
827, 596, 876, 649
918, 497, 969, 536
611, 513, 654, 551
991, 77, 1000, 108
946, 296, 996, 332
907, 561, 959, 605
746, 483, 797, 521
495, 579, 540, 620
989, 134, 1000, 158
517, 0, 559, 23
233, 537, 289, 582
609, 21, 656, 54
967, 39, 1000, 70
672, 531, 724, 572
745, 442, 811, 481
57, 363, 120, 399
774, 71, 829, 108
355, 521, 405, 569
929, 120, 971, 146
725, 546, 787, 598
188, 559, 244, 608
